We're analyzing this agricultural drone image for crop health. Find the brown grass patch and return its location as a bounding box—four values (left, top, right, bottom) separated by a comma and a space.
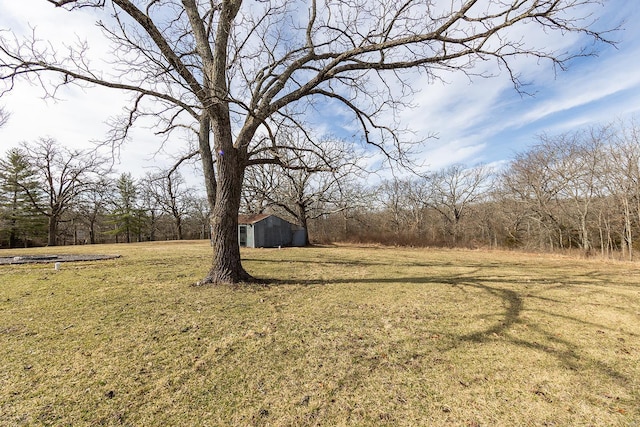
1, 242, 639, 426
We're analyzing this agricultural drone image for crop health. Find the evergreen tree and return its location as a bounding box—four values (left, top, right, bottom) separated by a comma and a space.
0, 148, 46, 247
107, 173, 146, 243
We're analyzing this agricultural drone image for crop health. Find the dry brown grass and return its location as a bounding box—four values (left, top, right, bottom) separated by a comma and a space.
1, 241, 639, 426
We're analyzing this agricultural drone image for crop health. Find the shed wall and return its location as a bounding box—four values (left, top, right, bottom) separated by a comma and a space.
254, 216, 292, 248
236, 215, 306, 248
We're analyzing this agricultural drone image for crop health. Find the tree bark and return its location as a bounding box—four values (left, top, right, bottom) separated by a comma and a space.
192, 0, 252, 284
296, 202, 310, 246
9, 218, 18, 248
199, 145, 253, 284
89, 222, 96, 244
623, 197, 633, 260
9, 191, 18, 248
175, 215, 183, 240
198, 113, 217, 212
47, 215, 58, 246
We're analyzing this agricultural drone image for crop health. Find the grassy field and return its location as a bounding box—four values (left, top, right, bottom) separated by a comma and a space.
1, 241, 639, 426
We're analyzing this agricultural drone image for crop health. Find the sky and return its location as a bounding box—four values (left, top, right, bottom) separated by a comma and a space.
1, 0, 639, 188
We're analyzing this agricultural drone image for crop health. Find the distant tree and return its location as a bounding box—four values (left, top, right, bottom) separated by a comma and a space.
373, 176, 442, 246
429, 164, 494, 245
185, 195, 211, 240
0, 148, 45, 247
77, 176, 113, 244
502, 130, 614, 252
374, 178, 414, 243
108, 172, 145, 243
137, 173, 163, 241
14, 138, 108, 246
501, 144, 569, 250
605, 122, 640, 260
489, 180, 531, 249
546, 128, 610, 253
319, 178, 374, 243
145, 171, 192, 240
241, 163, 274, 216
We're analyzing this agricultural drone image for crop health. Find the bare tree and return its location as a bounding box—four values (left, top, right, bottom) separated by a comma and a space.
501, 143, 571, 250
185, 195, 212, 240
76, 176, 113, 244
241, 163, 274, 215
145, 170, 192, 240
16, 138, 109, 246
502, 129, 612, 252
542, 128, 611, 253
374, 178, 420, 244
429, 163, 494, 245
0, 0, 614, 283
605, 121, 640, 260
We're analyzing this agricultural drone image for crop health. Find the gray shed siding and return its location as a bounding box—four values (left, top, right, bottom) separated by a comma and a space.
253, 216, 292, 248
238, 214, 304, 248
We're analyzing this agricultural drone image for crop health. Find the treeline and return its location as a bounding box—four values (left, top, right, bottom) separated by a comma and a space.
307, 124, 640, 259
3, 123, 640, 260
0, 138, 210, 247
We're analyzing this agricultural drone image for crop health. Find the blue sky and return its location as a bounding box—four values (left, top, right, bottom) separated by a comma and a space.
395, 0, 640, 173
1, 0, 639, 183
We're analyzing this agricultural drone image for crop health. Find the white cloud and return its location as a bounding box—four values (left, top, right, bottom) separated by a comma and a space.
389, 0, 640, 171
0, 0, 191, 180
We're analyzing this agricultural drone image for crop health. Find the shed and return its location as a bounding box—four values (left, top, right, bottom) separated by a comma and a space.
237, 214, 306, 248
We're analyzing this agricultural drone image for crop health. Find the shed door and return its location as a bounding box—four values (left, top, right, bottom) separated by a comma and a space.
239, 225, 248, 247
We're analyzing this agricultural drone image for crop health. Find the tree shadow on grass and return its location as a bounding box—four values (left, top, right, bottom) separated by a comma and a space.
266, 272, 635, 390
449, 281, 632, 385
238, 247, 640, 416
242, 258, 386, 267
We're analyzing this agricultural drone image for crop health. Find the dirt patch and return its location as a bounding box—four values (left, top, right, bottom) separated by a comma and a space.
0, 254, 121, 265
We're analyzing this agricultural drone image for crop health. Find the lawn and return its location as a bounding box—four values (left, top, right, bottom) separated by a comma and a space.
1, 241, 639, 426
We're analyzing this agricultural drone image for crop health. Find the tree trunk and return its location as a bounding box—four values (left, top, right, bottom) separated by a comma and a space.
296, 202, 310, 246
8, 218, 18, 248
176, 215, 183, 240
150, 211, 156, 241
300, 226, 310, 247
198, 113, 217, 211
47, 215, 57, 246
125, 220, 131, 243
623, 197, 633, 260
342, 210, 349, 240
89, 215, 96, 244
199, 146, 253, 285
9, 191, 18, 248
196, 0, 248, 284
580, 214, 591, 252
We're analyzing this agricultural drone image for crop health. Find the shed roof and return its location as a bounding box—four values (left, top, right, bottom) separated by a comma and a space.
238, 213, 271, 225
